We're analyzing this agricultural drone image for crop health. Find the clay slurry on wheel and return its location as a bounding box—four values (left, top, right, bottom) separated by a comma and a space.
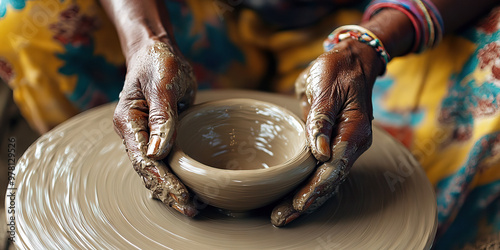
9, 90, 437, 249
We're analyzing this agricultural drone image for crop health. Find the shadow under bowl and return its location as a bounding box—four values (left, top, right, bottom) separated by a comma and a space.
168, 98, 316, 212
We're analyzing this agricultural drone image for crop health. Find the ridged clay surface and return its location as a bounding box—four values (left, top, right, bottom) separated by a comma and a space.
8, 90, 437, 249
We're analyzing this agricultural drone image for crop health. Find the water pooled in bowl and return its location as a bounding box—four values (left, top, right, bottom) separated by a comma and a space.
177, 102, 305, 170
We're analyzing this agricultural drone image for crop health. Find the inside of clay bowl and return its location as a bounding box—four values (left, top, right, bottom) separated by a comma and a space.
169, 98, 316, 211
177, 99, 305, 170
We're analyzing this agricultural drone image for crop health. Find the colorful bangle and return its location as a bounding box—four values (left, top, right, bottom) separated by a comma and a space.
362, 0, 444, 53
422, 0, 444, 45
364, 2, 423, 52
415, 0, 435, 51
323, 25, 391, 72
363, 0, 426, 52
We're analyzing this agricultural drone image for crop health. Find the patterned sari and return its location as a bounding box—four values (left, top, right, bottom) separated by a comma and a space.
1, 0, 499, 248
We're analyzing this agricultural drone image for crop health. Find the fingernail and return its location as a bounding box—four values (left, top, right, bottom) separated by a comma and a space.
284, 212, 301, 226
316, 134, 331, 159
169, 193, 179, 203
147, 135, 161, 156
303, 195, 317, 211
271, 201, 297, 227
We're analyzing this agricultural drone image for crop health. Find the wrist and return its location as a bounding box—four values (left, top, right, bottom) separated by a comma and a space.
100, 0, 178, 64
124, 33, 176, 64
333, 39, 384, 85
324, 25, 391, 75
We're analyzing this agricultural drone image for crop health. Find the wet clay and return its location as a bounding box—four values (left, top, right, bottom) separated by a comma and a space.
112, 41, 198, 217
175, 99, 306, 170
8, 90, 437, 249
168, 98, 316, 211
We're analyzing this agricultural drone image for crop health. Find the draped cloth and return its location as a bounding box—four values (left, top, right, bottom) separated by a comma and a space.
1, 0, 499, 248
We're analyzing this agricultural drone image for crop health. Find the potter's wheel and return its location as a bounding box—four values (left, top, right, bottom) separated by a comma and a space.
8, 90, 437, 249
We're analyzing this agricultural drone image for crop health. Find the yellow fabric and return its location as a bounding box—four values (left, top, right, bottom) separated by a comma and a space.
382, 36, 500, 187
0, 0, 124, 133
1, 1, 500, 247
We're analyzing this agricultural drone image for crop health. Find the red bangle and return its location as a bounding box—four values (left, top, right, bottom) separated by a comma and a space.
363, 3, 422, 53
362, 0, 444, 53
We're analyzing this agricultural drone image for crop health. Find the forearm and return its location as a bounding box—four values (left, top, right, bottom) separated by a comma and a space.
361, 0, 499, 58
99, 0, 176, 63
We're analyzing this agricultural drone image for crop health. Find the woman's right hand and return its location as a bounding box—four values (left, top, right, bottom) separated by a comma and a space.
112, 39, 198, 217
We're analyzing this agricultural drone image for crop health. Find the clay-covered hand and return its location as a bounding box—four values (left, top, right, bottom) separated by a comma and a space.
271, 39, 384, 226
113, 40, 198, 217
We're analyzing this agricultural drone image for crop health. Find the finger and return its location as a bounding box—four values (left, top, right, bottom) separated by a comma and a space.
295, 63, 313, 120
113, 89, 190, 206
270, 185, 342, 227
293, 107, 372, 213
171, 202, 199, 218
144, 46, 197, 160
144, 66, 178, 160
299, 95, 311, 122
141, 163, 191, 206
145, 89, 177, 160
150, 178, 198, 218
175, 59, 197, 113
305, 85, 342, 162
304, 55, 346, 162
270, 197, 301, 227
294, 63, 311, 100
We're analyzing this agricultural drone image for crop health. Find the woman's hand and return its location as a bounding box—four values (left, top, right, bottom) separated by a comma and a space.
271, 39, 384, 226
113, 40, 198, 217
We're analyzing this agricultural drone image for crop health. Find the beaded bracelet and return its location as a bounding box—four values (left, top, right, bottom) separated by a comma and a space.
362, 0, 444, 53
323, 25, 390, 73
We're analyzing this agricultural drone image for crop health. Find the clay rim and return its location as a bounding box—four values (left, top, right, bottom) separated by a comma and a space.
168, 98, 314, 177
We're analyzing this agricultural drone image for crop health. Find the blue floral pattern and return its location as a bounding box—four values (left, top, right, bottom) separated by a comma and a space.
56, 41, 124, 110
372, 6, 500, 248
439, 28, 500, 142
165, 1, 244, 89
51, 3, 124, 110
0, 0, 27, 18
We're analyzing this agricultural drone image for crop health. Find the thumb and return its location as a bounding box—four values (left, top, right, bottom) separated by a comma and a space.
144, 44, 197, 160
145, 86, 178, 160
294, 107, 372, 213
306, 89, 343, 162
143, 52, 183, 160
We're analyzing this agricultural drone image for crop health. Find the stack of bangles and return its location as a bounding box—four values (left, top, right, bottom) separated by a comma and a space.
323, 0, 444, 75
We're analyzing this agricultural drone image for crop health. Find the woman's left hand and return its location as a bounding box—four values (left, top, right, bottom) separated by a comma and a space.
271, 39, 384, 226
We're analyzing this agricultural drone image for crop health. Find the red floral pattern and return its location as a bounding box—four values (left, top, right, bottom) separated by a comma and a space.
477, 7, 500, 34
0, 58, 14, 83
49, 4, 100, 46
379, 124, 414, 148
478, 42, 500, 82
474, 96, 498, 116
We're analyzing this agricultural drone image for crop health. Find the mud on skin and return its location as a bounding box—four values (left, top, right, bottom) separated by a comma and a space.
271, 39, 381, 227
113, 41, 198, 217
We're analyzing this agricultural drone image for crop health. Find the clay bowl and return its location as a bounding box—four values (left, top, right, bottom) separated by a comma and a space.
168, 98, 316, 212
